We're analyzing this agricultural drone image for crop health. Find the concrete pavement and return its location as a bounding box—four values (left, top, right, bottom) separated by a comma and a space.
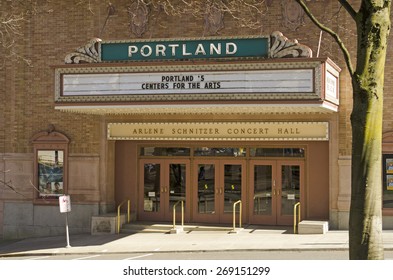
1, 225, 393, 258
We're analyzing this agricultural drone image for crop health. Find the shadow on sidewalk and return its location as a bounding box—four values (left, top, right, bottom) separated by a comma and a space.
0, 233, 128, 255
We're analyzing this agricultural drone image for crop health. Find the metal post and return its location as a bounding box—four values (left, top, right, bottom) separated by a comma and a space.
232, 200, 242, 232
65, 212, 71, 248
181, 200, 184, 227
117, 199, 130, 234
173, 202, 176, 229
172, 200, 184, 230
127, 200, 131, 223
233, 203, 236, 231
293, 202, 301, 234
117, 204, 121, 234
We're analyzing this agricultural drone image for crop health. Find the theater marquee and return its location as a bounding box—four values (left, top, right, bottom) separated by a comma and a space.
107, 122, 329, 141
61, 68, 314, 97
56, 31, 339, 114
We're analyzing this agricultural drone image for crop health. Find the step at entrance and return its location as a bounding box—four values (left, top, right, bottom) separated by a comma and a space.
298, 220, 329, 234
120, 222, 236, 234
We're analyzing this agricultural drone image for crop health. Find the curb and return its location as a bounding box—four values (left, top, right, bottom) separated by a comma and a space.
0, 247, 353, 258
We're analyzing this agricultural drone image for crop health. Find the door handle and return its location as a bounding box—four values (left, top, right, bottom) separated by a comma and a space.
273, 189, 276, 196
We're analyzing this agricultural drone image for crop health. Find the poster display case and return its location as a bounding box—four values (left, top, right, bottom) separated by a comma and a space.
383, 154, 393, 208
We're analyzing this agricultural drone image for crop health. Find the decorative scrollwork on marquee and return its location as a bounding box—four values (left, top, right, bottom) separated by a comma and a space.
64, 32, 312, 63
64, 38, 101, 64
270, 31, 312, 58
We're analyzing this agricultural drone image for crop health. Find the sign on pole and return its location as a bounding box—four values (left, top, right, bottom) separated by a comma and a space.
59, 195, 71, 213
59, 195, 72, 248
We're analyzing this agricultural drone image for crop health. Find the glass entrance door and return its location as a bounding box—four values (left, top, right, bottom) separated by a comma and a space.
139, 159, 190, 222
249, 160, 304, 225
194, 160, 245, 224
250, 161, 276, 225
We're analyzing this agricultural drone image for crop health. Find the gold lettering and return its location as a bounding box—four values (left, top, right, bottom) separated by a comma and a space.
170, 127, 221, 135
277, 127, 300, 134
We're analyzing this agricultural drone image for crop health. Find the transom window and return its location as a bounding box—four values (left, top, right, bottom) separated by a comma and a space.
140, 146, 305, 158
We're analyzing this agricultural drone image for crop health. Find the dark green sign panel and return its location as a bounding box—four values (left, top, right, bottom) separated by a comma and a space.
101, 37, 269, 62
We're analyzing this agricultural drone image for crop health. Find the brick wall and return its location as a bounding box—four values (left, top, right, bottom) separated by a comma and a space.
1, 0, 388, 156
0, 0, 361, 157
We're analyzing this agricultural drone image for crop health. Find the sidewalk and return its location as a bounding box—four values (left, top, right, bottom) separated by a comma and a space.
1, 226, 393, 258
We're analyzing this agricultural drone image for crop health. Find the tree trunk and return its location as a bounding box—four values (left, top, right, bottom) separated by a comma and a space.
349, 0, 390, 260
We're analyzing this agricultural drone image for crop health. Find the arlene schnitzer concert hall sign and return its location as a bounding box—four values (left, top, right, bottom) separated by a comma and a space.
107, 122, 329, 141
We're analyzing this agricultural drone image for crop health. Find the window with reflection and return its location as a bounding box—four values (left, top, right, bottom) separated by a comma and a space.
194, 147, 246, 157
253, 165, 272, 215
197, 164, 215, 214
281, 165, 300, 215
143, 163, 160, 212
250, 148, 304, 157
223, 164, 242, 213
169, 164, 187, 211
140, 147, 190, 156
38, 150, 64, 197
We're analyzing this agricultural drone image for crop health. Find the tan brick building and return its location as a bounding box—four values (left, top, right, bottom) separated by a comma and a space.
1, 0, 392, 238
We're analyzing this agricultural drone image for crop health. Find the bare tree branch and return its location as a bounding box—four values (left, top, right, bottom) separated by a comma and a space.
295, 0, 355, 76
141, 0, 267, 30
0, 170, 27, 197
0, 0, 53, 67
0, 7, 29, 67
0, 13, 25, 47
338, 0, 357, 20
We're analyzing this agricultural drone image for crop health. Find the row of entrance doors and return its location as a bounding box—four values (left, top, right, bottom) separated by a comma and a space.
139, 159, 304, 225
